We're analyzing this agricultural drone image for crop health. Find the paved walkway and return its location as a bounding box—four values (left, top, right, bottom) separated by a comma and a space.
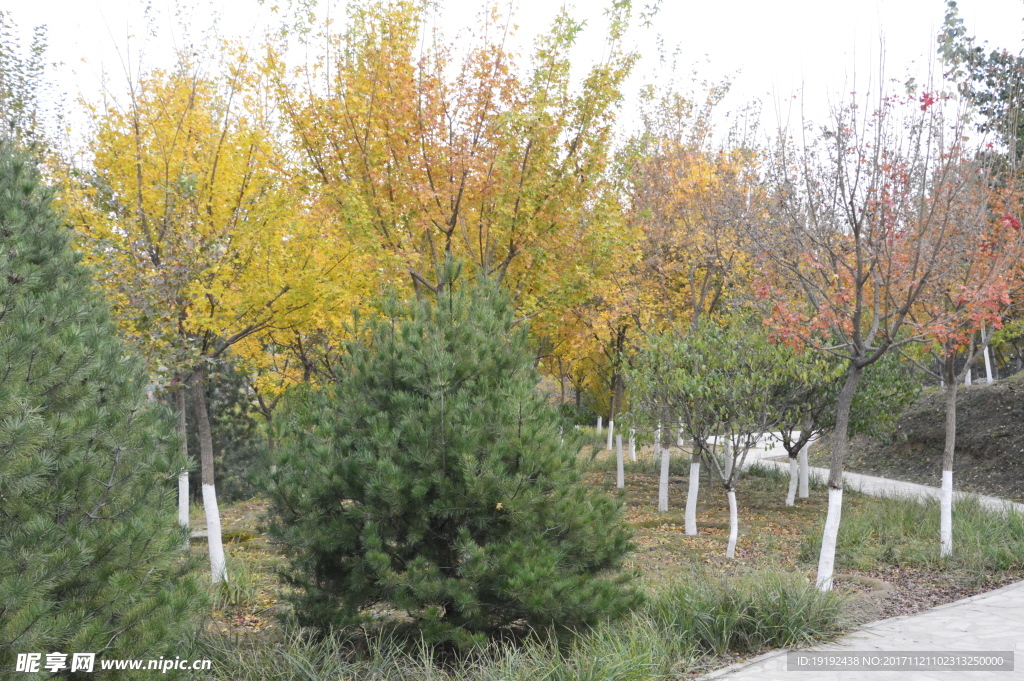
701, 578, 1024, 680
696, 436, 1024, 679
740, 436, 1024, 515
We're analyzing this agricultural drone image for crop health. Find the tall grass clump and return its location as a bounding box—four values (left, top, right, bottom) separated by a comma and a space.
800, 493, 1024, 572
199, 624, 687, 681
198, 570, 844, 681
647, 570, 846, 655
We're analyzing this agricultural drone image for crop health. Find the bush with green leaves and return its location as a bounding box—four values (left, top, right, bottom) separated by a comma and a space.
266, 265, 639, 648
0, 142, 202, 676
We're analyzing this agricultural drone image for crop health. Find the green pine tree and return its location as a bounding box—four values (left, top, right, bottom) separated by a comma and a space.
0, 142, 203, 677
266, 262, 639, 648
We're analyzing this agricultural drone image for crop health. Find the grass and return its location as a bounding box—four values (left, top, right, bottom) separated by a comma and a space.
196, 570, 846, 681
800, 492, 1024, 574
212, 552, 261, 610
189, 444, 1023, 680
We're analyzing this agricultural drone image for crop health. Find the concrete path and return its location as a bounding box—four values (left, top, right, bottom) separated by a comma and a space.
739, 435, 1024, 515
700, 578, 1024, 680
694, 435, 1024, 679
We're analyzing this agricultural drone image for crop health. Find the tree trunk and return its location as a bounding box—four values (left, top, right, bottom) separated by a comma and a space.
193, 367, 228, 584
176, 385, 190, 539
726, 488, 739, 558
616, 433, 624, 489
798, 440, 810, 498
261, 409, 277, 474
685, 448, 701, 535
723, 438, 733, 480
629, 428, 636, 462
786, 455, 798, 506
558, 356, 566, 405
941, 377, 958, 557
982, 326, 994, 384
658, 432, 670, 512
654, 423, 661, 461
606, 420, 614, 451
597, 416, 602, 435
817, 364, 863, 591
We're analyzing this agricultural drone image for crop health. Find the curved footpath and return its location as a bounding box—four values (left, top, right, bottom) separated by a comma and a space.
699, 443, 1024, 680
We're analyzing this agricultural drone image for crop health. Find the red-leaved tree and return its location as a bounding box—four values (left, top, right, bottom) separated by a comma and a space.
753, 87, 1005, 590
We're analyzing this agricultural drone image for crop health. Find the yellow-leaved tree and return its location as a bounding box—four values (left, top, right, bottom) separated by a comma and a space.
270, 0, 635, 324
61, 44, 368, 583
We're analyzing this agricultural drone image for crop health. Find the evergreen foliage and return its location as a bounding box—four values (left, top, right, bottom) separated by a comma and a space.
0, 143, 202, 676
266, 264, 639, 648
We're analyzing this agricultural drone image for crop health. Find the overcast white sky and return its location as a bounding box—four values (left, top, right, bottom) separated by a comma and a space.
8, 0, 1024, 141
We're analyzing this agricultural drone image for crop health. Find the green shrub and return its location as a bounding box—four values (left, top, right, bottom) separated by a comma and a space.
265, 264, 639, 648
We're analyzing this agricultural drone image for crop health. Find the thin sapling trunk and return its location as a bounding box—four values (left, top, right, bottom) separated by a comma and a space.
616, 433, 624, 488
799, 441, 810, 498
193, 367, 228, 584
787, 454, 799, 506
658, 430, 670, 512
726, 486, 739, 558
941, 375, 957, 557
176, 385, 189, 548
817, 364, 863, 591
685, 447, 701, 535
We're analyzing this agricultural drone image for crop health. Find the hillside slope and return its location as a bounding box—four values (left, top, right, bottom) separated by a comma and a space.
808, 372, 1024, 503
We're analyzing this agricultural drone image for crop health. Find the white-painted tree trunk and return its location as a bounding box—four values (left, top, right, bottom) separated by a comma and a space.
786, 456, 799, 506
597, 416, 602, 434
629, 428, 636, 462
606, 420, 614, 451
940, 379, 958, 558
178, 472, 190, 528
964, 368, 972, 386
816, 487, 844, 591
982, 326, 994, 384
798, 442, 810, 499
193, 368, 228, 585
726, 489, 739, 558
202, 483, 228, 584
176, 388, 189, 535
616, 433, 624, 488
940, 470, 953, 557
677, 424, 684, 447
654, 424, 661, 461
658, 443, 670, 512
685, 460, 700, 535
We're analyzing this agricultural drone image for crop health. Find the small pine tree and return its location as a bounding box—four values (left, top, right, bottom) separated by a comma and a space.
266, 263, 639, 647
0, 142, 202, 676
